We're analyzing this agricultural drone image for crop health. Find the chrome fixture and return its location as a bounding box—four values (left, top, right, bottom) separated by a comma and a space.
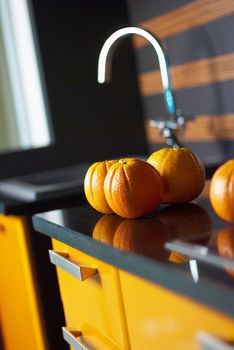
97, 26, 186, 148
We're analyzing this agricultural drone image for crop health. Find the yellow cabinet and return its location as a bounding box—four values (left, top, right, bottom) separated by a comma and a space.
119, 270, 234, 350
0, 214, 47, 350
51, 239, 129, 349
63, 305, 124, 350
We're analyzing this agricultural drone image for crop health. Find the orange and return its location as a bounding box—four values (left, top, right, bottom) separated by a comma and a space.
104, 158, 164, 219
217, 226, 234, 277
147, 147, 205, 204
210, 159, 234, 222
92, 214, 124, 245
84, 160, 117, 214
113, 218, 171, 261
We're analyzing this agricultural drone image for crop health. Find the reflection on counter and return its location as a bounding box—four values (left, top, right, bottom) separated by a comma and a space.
165, 219, 234, 278
92, 203, 213, 265
217, 226, 234, 277
92, 203, 234, 282
93, 214, 172, 261
92, 215, 124, 245
158, 203, 212, 239
113, 219, 171, 261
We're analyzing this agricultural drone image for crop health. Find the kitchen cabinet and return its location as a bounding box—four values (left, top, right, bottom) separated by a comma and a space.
119, 270, 234, 350
32, 183, 234, 350
0, 214, 46, 350
0, 185, 86, 350
51, 239, 129, 349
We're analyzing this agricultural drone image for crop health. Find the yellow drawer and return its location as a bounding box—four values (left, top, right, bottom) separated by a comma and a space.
63, 305, 124, 350
51, 239, 129, 349
119, 270, 234, 350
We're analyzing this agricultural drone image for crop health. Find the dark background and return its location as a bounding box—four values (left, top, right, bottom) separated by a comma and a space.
0, 0, 148, 179
1, 0, 233, 180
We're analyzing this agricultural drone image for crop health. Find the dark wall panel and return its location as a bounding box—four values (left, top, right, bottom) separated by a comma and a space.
136, 14, 234, 71
127, 0, 234, 165
0, 0, 148, 179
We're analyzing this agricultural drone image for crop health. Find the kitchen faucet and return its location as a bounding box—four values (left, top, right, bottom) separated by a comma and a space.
97, 26, 186, 148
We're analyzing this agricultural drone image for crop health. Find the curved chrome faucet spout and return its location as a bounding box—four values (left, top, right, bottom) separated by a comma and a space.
98, 26, 175, 117
97, 27, 186, 147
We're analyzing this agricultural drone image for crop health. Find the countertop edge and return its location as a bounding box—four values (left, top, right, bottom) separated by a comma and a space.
32, 215, 234, 319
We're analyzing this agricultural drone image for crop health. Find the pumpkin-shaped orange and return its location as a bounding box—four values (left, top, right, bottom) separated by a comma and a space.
210, 160, 234, 222
147, 147, 205, 204
84, 160, 117, 214
104, 158, 164, 219
92, 214, 124, 245
216, 226, 234, 277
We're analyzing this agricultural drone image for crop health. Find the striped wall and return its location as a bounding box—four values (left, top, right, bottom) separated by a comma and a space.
127, 0, 234, 165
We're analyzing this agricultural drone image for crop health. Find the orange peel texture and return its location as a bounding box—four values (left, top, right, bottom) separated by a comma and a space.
147, 147, 205, 204
104, 158, 164, 219
210, 159, 234, 222
84, 160, 117, 214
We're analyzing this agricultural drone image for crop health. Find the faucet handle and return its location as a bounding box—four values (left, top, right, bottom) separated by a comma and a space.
149, 109, 189, 148
149, 109, 188, 130
149, 109, 190, 130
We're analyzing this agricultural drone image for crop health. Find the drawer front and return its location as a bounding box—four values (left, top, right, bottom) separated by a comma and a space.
51, 239, 129, 349
63, 306, 124, 350
119, 270, 234, 350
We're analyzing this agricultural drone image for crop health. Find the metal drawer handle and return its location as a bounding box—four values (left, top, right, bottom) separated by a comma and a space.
62, 327, 87, 350
49, 250, 97, 281
198, 331, 234, 350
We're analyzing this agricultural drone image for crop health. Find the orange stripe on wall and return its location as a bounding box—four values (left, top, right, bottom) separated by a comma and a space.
134, 0, 234, 48
139, 52, 234, 96
146, 114, 234, 143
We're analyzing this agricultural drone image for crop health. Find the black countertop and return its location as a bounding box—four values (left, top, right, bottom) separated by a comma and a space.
32, 182, 234, 318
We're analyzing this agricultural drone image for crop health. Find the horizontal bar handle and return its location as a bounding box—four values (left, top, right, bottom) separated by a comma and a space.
198, 331, 234, 350
49, 250, 97, 281
165, 240, 234, 270
62, 327, 87, 350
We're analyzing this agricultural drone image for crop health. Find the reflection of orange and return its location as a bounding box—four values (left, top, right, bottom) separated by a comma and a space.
147, 148, 205, 204
169, 251, 189, 264
158, 203, 211, 239
92, 215, 124, 245
210, 160, 234, 222
113, 219, 171, 261
104, 158, 164, 219
84, 160, 117, 214
217, 227, 234, 277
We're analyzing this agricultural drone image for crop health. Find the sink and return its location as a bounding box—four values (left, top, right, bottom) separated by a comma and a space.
0, 163, 90, 201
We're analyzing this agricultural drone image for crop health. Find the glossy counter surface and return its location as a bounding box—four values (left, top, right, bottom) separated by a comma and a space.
32, 183, 234, 317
